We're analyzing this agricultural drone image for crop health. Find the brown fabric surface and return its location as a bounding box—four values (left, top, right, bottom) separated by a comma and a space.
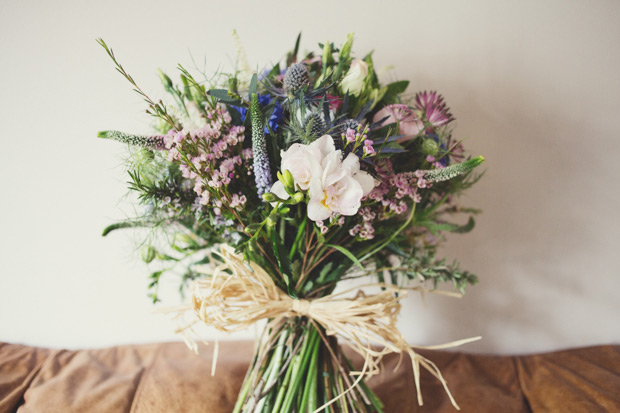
0, 342, 618, 413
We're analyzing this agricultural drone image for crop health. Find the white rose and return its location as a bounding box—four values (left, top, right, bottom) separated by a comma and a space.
340, 58, 369, 97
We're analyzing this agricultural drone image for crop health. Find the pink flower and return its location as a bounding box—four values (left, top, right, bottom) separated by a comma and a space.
414, 91, 454, 127
345, 128, 357, 142
372, 104, 424, 138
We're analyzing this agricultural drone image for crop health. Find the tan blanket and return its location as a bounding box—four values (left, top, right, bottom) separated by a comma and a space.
0, 342, 618, 412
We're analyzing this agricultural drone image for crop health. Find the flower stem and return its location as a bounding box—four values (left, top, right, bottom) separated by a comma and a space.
280, 325, 319, 412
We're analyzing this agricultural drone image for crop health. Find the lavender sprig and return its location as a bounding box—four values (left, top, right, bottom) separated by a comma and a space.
250, 94, 273, 197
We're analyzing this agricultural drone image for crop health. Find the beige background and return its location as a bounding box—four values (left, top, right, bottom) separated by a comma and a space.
0, 0, 618, 354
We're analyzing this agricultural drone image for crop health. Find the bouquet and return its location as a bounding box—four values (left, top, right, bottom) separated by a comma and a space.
97, 33, 484, 412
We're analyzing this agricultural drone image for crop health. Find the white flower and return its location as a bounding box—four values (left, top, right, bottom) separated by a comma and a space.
269, 139, 323, 201
340, 58, 369, 97
270, 135, 375, 222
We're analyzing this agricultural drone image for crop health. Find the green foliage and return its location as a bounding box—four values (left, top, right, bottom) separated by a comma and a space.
398, 249, 478, 294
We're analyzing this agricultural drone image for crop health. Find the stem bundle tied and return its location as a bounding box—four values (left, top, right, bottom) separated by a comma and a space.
173, 246, 481, 411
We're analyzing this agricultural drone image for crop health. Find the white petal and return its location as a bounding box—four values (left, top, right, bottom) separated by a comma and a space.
307, 198, 331, 222
341, 153, 361, 174
332, 177, 363, 215
310, 135, 336, 159
354, 170, 376, 196
269, 181, 290, 200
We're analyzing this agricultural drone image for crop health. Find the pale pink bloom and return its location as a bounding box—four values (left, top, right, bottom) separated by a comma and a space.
372, 104, 424, 138
271, 135, 375, 222
345, 128, 357, 142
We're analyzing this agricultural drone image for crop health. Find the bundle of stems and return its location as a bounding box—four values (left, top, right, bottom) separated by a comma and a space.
233, 318, 384, 413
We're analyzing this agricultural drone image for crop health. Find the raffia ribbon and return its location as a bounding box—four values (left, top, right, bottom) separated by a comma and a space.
174, 245, 480, 411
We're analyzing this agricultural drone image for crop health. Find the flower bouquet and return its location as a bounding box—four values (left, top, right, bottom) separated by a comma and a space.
97, 33, 484, 412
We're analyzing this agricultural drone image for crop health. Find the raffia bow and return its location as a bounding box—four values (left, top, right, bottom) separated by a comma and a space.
174, 245, 480, 411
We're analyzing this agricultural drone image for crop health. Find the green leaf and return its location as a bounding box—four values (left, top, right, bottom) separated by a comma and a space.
316, 262, 334, 284
249, 73, 258, 96
419, 216, 476, 235
207, 89, 240, 105
385, 80, 409, 95
101, 220, 144, 236
325, 244, 364, 270
422, 156, 485, 183
267, 63, 281, 79
271, 230, 292, 285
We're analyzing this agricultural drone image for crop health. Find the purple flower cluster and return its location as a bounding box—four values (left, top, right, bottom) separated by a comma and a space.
163, 104, 252, 212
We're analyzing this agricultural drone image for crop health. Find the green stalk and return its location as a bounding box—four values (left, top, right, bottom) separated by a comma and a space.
337, 374, 350, 413
280, 327, 319, 413
275, 329, 310, 413
289, 216, 307, 260
359, 202, 416, 261
299, 335, 320, 411
272, 342, 296, 412
255, 330, 288, 411
232, 367, 255, 413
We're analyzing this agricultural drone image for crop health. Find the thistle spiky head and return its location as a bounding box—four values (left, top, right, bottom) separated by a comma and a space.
283, 63, 310, 94
341, 119, 359, 133
302, 113, 326, 139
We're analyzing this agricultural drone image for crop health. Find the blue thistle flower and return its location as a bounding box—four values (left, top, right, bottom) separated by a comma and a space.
250, 94, 273, 197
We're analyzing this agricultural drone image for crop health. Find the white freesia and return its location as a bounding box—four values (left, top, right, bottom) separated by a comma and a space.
270, 135, 375, 222
340, 58, 369, 97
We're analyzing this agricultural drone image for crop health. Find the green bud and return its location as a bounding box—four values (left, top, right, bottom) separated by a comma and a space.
291, 192, 305, 204
174, 233, 195, 245
262, 192, 278, 202
279, 206, 291, 215
282, 170, 295, 190
180, 74, 192, 99
228, 76, 239, 94
157, 69, 173, 89
340, 33, 354, 63
141, 246, 157, 264
321, 41, 333, 68
422, 138, 439, 156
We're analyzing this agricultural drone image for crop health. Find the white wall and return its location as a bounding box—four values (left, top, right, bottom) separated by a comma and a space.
0, 0, 618, 354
